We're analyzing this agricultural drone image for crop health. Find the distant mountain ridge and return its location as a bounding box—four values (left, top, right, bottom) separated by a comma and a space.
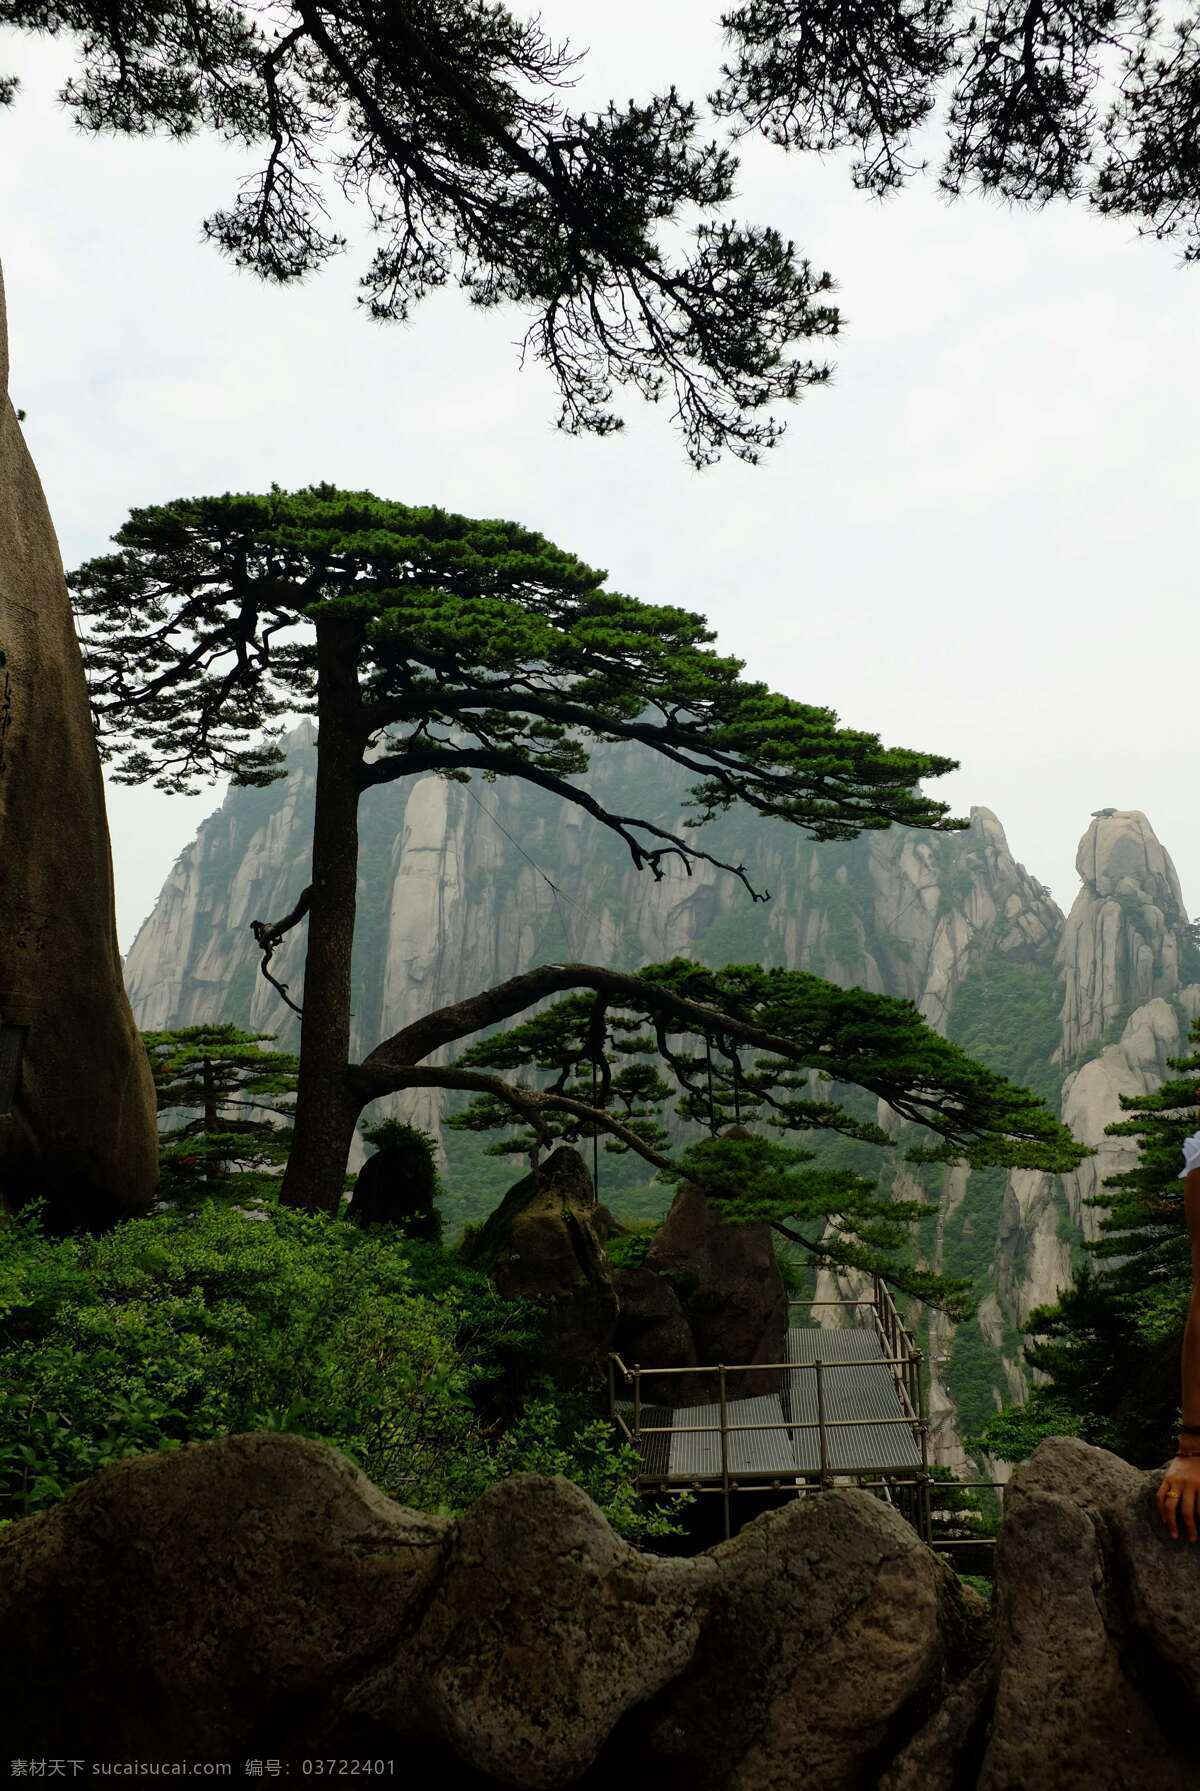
124, 724, 1200, 1476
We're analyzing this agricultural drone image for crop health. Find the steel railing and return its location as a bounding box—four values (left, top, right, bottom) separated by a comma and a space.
608, 1276, 1008, 1550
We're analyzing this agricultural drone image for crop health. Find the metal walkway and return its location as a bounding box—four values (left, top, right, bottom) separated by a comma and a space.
617, 1326, 923, 1485
787, 1326, 923, 1475
609, 1277, 937, 1543
608, 1279, 1006, 1555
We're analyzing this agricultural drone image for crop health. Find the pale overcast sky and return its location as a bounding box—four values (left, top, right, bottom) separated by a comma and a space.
3, 6, 1198, 955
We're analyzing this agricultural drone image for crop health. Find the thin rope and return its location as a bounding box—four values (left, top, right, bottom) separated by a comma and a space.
464, 781, 576, 959
591, 1057, 600, 1206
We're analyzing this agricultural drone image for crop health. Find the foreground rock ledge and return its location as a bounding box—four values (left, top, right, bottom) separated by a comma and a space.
0, 1433, 1197, 1788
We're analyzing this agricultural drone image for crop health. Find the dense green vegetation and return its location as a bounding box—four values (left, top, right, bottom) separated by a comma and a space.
969, 1020, 1200, 1468
0, 1199, 683, 1542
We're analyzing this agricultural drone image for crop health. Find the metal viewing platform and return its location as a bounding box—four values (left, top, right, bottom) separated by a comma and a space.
609, 1272, 1005, 1553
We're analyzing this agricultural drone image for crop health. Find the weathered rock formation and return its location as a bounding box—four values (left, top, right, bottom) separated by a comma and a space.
1055, 808, 1189, 1067
612, 1262, 700, 1398
814, 807, 1200, 1481
460, 1147, 619, 1380
638, 1169, 789, 1404
2, 1431, 1197, 1787
0, 262, 157, 1222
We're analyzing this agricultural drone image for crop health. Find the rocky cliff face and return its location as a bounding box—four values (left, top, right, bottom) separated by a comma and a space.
0, 262, 157, 1222
124, 723, 1065, 1124
124, 738, 1200, 1472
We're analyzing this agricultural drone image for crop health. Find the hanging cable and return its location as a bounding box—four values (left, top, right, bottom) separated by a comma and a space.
591, 1057, 600, 1206
464, 782, 577, 960
705, 1035, 718, 1137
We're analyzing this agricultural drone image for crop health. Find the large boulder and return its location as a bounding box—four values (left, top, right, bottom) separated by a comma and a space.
6, 1429, 1200, 1786
975, 1436, 1192, 1791
347, 1121, 442, 1240
611, 1261, 704, 1405
345, 1473, 713, 1787
632, 1487, 991, 1791
0, 262, 157, 1222
0, 1434, 983, 1783
0, 1432, 450, 1757
460, 1146, 619, 1380
644, 1169, 788, 1403
967, 1439, 1200, 1791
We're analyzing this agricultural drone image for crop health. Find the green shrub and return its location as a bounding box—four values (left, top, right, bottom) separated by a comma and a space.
605, 1218, 662, 1271
0, 1201, 679, 1541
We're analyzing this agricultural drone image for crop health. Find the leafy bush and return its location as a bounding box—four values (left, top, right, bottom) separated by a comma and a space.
604, 1219, 662, 1271
0, 1201, 679, 1541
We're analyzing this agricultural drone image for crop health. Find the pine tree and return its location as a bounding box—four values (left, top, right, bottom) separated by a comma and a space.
716, 3, 1200, 262
443, 957, 1092, 1315
143, 1023, 298, 1203
969, 1016, 1200, 1464
72, 482, 959, 1215
75, 487, 1091, 1231
0, 0, 839, 466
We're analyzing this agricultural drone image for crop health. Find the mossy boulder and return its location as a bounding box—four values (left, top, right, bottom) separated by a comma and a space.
460, 1146, 618, 1382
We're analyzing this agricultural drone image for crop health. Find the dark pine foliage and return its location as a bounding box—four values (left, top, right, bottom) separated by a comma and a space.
0, 0, 841, 465
715, 2, 1200, 260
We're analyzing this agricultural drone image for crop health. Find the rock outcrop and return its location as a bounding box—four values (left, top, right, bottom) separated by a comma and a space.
0, 262, 157, 1222
2, 1432, 1196, 1787
611, 1262, 700, 1400
1055, 808, 1188, 1067
641, 1173, 789, 1403
460, 1147, 619, 1380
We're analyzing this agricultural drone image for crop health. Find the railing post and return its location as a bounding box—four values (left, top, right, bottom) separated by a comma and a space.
607, 1354, 616, 1424
815, 1357, 829, 1489
633, 1364, 641, 1444
915, 1348, 930, 1544
718, 1364, 731, 1541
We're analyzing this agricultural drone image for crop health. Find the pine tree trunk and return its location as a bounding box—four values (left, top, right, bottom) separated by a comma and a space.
279, 621, 365, 1214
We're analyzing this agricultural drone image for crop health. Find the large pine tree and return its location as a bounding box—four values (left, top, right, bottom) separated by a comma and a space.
73, 483, 1091, 1248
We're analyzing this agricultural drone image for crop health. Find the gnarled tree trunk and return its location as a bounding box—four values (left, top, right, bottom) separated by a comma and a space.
278, 621, 366, 1214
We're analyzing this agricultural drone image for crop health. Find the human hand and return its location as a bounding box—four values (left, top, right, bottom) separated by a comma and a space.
1158, 1455, 1200, 1542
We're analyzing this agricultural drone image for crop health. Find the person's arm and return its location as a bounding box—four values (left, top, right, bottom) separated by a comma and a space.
1158, 1157, 1200, 1541
1182, 1166, 1200, 1429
